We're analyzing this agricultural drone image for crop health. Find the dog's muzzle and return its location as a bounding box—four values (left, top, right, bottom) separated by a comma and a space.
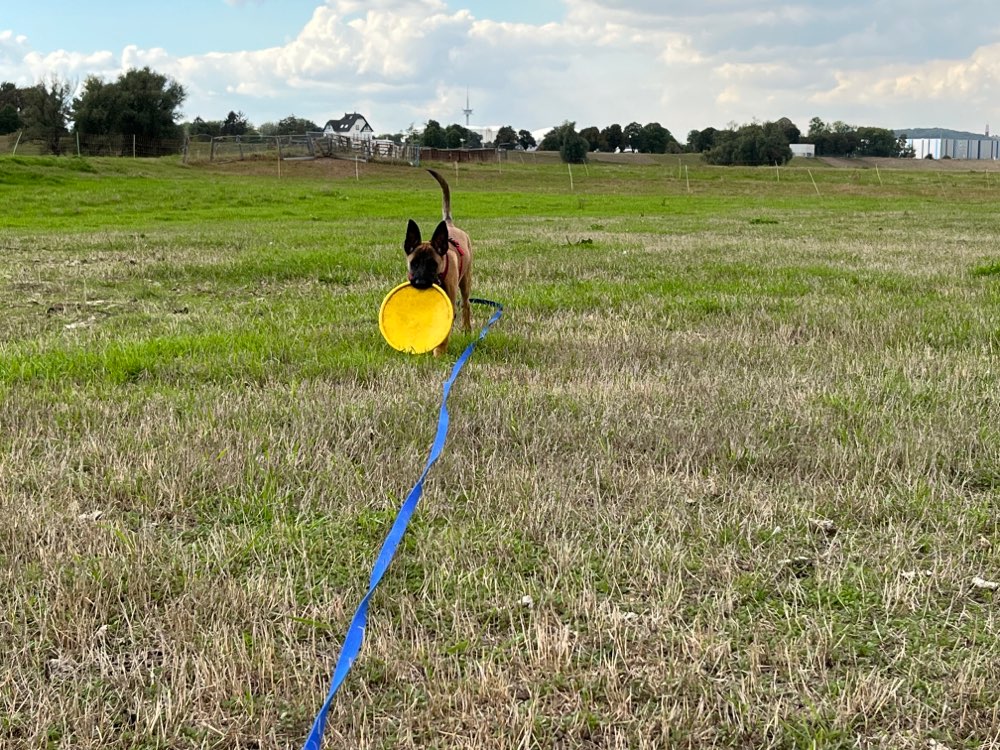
408, 273, 436, 290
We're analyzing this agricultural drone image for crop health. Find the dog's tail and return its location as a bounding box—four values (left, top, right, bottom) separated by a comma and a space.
427, 169, 453, 224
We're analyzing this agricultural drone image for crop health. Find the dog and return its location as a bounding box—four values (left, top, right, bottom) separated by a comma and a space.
403, 169, 473, 356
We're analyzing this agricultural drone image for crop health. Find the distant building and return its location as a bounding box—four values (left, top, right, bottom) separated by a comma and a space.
790, 144, 815, 158
907, 137, 1000, 160
323, 113, 374, 140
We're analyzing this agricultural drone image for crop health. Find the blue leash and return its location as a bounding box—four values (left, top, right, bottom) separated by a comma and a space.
302, 297, 504, 750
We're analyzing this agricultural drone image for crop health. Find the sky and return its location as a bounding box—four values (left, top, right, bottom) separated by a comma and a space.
2, 0, 1000, 140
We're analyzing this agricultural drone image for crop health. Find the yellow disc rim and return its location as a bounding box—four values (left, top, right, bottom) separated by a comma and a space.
379, 282, 454, 354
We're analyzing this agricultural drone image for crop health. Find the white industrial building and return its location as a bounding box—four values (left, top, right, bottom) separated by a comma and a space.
790, 144, 815, 158
907, 138, 1000, 160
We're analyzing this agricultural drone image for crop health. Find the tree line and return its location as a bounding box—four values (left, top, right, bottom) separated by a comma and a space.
0, 69, 334, 155
1, 69, 185, 155
538, 117, 914, 165
187, 113, 327, 138
3, 65, 916, 164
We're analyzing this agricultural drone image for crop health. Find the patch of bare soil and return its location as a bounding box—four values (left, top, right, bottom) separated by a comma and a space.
191, 155, 416, 180
817, 155, 1000, 171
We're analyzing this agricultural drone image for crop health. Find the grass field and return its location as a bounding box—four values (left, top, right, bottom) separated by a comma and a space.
1, 153, 999, 749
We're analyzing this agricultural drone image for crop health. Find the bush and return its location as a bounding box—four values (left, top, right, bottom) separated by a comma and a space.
560, 132, 589, 164
540, 121, 589, 163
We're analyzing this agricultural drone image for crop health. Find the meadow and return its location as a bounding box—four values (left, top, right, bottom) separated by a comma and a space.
1, 153, 998, 749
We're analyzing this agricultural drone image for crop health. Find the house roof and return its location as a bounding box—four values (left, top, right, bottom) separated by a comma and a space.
323, 112, 373, 132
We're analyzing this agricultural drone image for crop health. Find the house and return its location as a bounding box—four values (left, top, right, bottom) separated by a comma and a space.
790, 144, 815, 158
322, 112, 374, 140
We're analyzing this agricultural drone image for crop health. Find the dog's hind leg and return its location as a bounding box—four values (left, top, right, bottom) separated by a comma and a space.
459, 271, 472, 332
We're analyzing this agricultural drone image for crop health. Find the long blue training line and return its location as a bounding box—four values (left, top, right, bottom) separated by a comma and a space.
302, 297, 504, 750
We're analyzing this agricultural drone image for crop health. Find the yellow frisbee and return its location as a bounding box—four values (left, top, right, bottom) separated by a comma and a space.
379, 282, 455, 354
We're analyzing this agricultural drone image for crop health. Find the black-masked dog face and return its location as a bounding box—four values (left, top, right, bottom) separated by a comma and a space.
404, 219, 450, 289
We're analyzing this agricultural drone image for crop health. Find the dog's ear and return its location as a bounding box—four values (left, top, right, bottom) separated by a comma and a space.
404, 219, 421, 255
430, 220, 450, 256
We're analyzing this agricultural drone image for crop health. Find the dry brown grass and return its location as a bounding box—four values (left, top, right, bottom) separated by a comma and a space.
1, 156, 998, 749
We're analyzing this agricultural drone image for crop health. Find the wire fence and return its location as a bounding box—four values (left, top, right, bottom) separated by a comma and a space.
184, 133, 420, 166
419, 147, 509, 164
0, 131, 420, 165
0, 132, 184, 157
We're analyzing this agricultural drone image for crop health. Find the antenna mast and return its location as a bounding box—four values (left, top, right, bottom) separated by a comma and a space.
463, 88, 473, 127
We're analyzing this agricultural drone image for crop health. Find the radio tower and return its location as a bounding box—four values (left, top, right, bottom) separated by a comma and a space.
463, 88, 473, 127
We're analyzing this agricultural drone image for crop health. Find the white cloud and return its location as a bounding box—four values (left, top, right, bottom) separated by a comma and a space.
815, 42, 1000, 104
2, 1, 999, 138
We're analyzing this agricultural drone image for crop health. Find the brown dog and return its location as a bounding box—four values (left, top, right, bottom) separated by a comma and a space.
404, 169, 473, 355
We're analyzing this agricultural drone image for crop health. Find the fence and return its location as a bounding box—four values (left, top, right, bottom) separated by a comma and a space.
419, 147, 508, 164
185, 133, 419, 166
0, 131, 420, 165
0, 132, 184, 157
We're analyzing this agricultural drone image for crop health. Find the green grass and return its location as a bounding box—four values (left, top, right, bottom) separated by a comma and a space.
1, 154, 999, 749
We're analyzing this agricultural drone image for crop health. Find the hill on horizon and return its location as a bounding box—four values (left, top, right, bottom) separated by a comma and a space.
893, 127, 996, 139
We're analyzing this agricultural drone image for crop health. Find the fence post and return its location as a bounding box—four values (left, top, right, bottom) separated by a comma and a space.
77, 132, 81, 157
133, 134, 136, 158
12, 130, 22, 155
210, 138, 216, 162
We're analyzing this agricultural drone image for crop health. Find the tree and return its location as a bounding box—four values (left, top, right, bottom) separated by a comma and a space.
442, 123, 482, 148
274, 115, 320, 134
466, 127, 483, 149
421, 119, 447, 148
600, 123, 623, 153
561, 131, 589, 163
220, 110, 250, 136
21, 77, 72, 154
808, 117, 826, 138
0, 81, 25, 134
445, 124, 464, 149
806, 118, 860, 157
538, 121, 588, 162
73, 75, 118, 135
773, 117, 801, 144
704, 121, 792, 166
539, 122, 569, 151
188, 117, 222, 137
517, 129, 536, 150
623, 121, 642, 151
855, 126, 901, 157
637, 122, 677, 153
495, 125, 518, 149
687, 127, 718, 153
0, 81, 20, 108
579, 126, 602, 152
538, 125, 563, 151
73, 67, 185, 146
897, 134, 915, 158
116, 67, 185, 140
0, 104, 20, 135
